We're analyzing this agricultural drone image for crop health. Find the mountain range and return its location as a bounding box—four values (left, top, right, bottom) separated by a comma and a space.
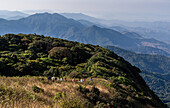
0, 12, 169, 57
61, 13, 170, 43
1, 11, 169, 43
0, 10, 28, 20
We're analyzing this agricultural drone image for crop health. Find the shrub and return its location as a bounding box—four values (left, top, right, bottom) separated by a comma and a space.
43, 67, 58, 76
39, 77, 45, 83
91, 86, 100, 96
53, 91, 66, 100
69, 71, 81, 78
87, 93, 99, 104
86, 86, 101, 104
53, 92, 62, 100
77, 85, 90, 95
95, 101, 110, 108
32, 85, 44, 93
48, 47, 72, 61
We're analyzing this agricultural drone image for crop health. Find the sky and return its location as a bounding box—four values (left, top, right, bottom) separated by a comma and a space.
0, 0, 170, 21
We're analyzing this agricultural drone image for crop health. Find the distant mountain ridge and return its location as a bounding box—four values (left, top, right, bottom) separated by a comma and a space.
61, 13, 170, 43
0, 12, 169, 56
67, 25, 139, 49
60, 13, 101, 23
0, 10, 28, 20
0, 13, 85, 36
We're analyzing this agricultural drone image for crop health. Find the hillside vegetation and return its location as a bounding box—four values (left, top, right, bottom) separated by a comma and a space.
104, 46, 170, 74
104, 45, 170, 107
0, 34, 167, 107
142, 71, 170, 107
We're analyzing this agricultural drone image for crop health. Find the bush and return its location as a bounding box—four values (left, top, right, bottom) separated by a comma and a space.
32, 85, 44, 93
69, 71, 81, 78
91, 86, 100, 96
39, 77, 45, 83
85, 86, 101, 104
95, 101, 110, 108
53, 92, 62, 100
77, 85, 90, 95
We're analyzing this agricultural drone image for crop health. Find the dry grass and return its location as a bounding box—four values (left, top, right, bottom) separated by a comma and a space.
0, 76, 159, 108
0, 76, 112, 108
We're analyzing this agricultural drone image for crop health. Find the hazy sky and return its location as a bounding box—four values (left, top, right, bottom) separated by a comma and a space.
0, 0, 170, 21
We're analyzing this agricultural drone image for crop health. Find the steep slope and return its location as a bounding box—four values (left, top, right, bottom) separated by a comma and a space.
104, 45, 170, 107
0, 33, 167, 108
141, 71, 170, 107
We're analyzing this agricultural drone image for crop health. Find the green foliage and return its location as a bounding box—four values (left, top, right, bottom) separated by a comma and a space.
53, 92, 66, 100
104, 45, 170, 74
43, 67, 58, 76
94, 101, 110, 108
48, 47, 72, 60
0, 33, 140, 78
104, 45, 170, 107
141, 71, 170, 106
0, 37, 9, 50
0, 33, 166, 107
69, 71, 81, 78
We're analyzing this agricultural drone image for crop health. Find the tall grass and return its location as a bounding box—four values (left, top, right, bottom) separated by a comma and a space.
0, 77, 103, 108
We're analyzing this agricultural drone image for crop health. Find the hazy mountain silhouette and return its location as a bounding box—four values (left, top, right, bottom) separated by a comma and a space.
0, 10, 28, 20
0, 12, 169, 56
67, 25, 138, 49
62, 13, 170, 43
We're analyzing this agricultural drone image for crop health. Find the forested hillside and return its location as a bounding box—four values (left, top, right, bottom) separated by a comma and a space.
104, 45, 170, 107
0, 33, 167, 108
104, 46, 170, 74
141, 71, 170, 107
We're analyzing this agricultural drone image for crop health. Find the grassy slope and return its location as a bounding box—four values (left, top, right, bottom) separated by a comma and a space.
0, 77, 166, 108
